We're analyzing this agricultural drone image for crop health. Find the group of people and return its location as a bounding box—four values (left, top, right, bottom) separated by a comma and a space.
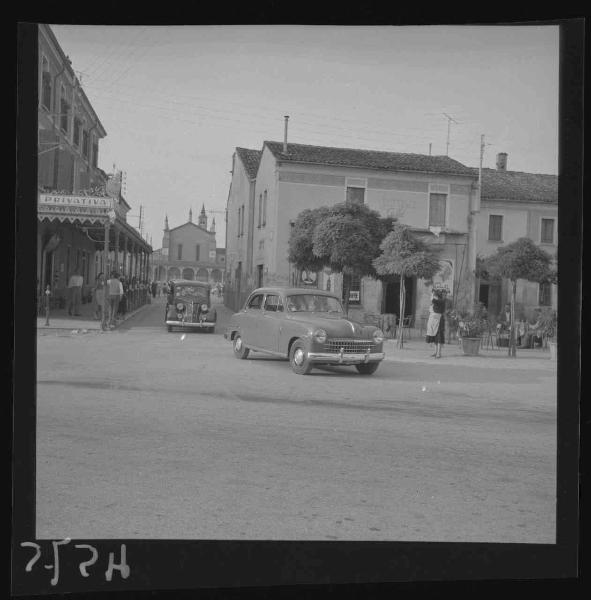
496, 303, 545, 348
92, 272, 155, 328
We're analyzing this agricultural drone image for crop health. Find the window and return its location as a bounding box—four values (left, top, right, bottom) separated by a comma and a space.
346, 186, 365, 205
262, 190, 267, 226
264, 294, 283, 312
247, 293, 264, 310
539, 282, 552, 306
541, 218, 555, 244
41, 57, 52, 110
82, 129, 89, 158
177, 244, 183, 260
342, 274, 361, 305
258, 194, 262, 228
92, 139, 98, 167
195, 244, 200, 261
60, 87, 70, 133
488, 215, 503, 241
429, 193, 446, 227
73, 118, 81, 147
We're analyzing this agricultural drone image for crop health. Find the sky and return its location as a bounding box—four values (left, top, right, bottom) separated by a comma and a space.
50, 24, 559, 250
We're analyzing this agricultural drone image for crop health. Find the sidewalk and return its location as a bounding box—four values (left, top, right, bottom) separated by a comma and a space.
381, 338, 556, 370
37, 295, 156, 335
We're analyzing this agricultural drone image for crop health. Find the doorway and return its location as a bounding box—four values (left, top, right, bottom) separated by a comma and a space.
256, 264, 264, 288
383, 276, 414, 317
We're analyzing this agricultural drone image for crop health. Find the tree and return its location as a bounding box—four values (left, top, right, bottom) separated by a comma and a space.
287, 206, 332, 284
481, 237, 554, 357
288, 202, 394, 314
373, 224, 441, 347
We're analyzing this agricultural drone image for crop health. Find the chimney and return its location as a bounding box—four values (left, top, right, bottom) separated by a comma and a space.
496, 152, 508, 171
283, 115, 289, 153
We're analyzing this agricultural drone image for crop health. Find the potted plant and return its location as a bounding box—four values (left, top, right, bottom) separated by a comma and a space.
448, 305, 488, 356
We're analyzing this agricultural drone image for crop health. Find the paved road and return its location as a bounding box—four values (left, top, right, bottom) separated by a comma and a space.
36, 297, 557, 542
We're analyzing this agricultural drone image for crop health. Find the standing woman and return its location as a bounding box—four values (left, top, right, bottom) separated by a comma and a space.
425, 288, 446, 358
93, 272, 106, 320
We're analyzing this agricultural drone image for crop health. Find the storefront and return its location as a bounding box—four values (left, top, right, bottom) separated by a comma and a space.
37, 190, 152, 311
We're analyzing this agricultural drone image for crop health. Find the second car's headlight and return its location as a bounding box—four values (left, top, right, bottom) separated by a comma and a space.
176, 302, 185, 311
313, 328, 327, 343
373, 329, 384, 343
201, 304, 208, 312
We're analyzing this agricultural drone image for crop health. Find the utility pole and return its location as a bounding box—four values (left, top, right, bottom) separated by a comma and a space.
443, 113, 459, 156
467, 134, 485, 309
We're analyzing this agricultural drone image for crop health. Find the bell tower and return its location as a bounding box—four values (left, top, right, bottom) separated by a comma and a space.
162, 214, 170, 252
198, 204, 208, 229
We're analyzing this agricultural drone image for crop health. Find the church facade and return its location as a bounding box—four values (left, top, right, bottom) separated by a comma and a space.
151, 206, 226, 284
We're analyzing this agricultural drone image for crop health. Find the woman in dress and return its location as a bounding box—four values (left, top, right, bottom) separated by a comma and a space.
425, 288, 446, 358
93, 272, 105, 320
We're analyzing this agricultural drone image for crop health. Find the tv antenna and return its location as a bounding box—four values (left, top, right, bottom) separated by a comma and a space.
442, 113, 459, 156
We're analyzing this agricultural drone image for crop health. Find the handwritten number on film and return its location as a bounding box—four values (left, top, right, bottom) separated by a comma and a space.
20, 539, 130, 585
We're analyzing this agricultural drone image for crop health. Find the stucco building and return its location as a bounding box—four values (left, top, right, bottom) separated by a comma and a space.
37, 24, 151, 308
225, 139, 481, 321
475, 153, 558, 315
152, 206, 225, 284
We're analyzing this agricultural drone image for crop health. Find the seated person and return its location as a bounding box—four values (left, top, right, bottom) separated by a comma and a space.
497, 303, 512, 332
287, 296, 306, 312
519, 310, 543, 348
311, 296, 329, 312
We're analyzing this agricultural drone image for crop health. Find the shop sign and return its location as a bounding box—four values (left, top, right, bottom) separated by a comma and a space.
39, 194, 113, 208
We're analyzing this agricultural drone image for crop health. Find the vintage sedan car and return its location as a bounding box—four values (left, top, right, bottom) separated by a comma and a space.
165, 280, 216, 332
224, 287, 385, 375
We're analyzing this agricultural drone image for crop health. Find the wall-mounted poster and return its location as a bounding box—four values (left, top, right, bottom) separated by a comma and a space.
301, 270, 317, 286
432, 259, 454, 296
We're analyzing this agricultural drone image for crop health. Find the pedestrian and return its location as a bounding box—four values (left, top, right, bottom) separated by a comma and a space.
67, 268, 83, 316
118, 276, 128, 317
425, 288, 446, 358
151, 280, 157, 298
93, 272, 106, 320
107, 271, 122, 327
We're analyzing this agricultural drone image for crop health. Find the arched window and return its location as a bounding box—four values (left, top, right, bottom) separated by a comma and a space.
41, 56, 52, 110
60, 85, 70, 133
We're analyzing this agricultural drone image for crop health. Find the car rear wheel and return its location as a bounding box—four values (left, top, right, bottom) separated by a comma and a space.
233, 334, 250, 359
355, 362, 380, 375
289, 340, 313, 375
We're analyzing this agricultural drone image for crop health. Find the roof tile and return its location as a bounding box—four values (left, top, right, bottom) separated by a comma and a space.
236, 147, 262, 179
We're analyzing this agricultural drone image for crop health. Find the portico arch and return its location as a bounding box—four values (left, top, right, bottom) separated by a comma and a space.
168, 267, 181, 280
182, 267, 194, 280
196, 268, 208, 282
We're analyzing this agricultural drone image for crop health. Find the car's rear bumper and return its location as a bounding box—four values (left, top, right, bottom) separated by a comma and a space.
307, 351, 385, 364
166, 320, 215, 328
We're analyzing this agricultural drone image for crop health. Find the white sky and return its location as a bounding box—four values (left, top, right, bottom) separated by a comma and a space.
50, 24, 559, 249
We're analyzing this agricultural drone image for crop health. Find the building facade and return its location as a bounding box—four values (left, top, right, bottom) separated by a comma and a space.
152, 206, 225, 284
37, 24, 152, 307
475, 153, 558, 316
225, 140, 480, 321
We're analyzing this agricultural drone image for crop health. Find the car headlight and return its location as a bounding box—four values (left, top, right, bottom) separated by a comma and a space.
176, 303, 185, 311
373, 329, 384, 343
313, 328, 327, 343
201, 304, 208, 312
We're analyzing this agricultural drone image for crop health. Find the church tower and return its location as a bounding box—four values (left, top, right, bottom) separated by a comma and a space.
189, 207, 193, 223
198, 204, 208, 229
210, 217, 216, 233
162, 214, 170, 253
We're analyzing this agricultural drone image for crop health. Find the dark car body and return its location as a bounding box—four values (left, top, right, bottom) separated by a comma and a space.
165, 280, 216, 332
224, 287, 385, 374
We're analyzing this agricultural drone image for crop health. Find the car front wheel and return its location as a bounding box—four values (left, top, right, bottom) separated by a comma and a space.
289, 340, 313, 375
355, 362, 380, 375
233, 334, 250, 359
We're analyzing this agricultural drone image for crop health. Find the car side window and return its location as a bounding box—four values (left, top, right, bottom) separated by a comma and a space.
264, 294, 282, 312
247, 294, 264, 310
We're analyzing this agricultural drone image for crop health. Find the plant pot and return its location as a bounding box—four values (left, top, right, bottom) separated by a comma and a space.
460, 337, 481, 356
548, 340, 557, 361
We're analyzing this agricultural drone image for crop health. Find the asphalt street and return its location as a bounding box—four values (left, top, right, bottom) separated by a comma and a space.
36, 297, 557, 542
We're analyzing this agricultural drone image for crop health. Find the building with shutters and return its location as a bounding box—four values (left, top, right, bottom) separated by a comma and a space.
475, 152, 558, 315
36, 24, 152, 309
224, 138, 481, 322
151, 206, 226, 284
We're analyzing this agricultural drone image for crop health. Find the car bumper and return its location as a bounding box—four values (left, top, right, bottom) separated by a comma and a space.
307, 351, 385, 364
166, 320, 215, 328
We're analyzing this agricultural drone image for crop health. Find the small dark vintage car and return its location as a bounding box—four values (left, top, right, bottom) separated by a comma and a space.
224, 287, 385, 375
165, 280, 217, 332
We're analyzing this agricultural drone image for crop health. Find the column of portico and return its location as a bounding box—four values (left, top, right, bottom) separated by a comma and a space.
207, 268, 212, 284
122, 234, 128, 277
113, 228, 120, 275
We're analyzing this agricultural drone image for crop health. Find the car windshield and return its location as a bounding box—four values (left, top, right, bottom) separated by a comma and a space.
176, 286, 207, 298
286, 294, 343, 313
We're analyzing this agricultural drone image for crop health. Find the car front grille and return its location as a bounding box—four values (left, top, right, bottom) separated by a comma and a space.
324, 339, 376, 354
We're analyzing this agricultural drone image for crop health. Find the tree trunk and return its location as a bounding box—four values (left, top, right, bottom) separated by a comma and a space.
509, 280, 517, 357
343, 272, 350, 316
397, 272, 406, 349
